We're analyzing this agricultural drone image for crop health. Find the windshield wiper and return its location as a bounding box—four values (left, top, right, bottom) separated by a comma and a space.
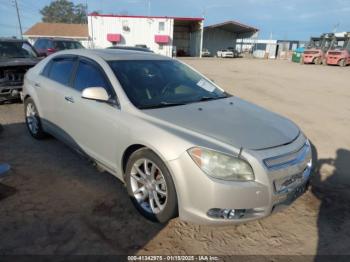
194, 94, 231, 103
139, 101, 187, 109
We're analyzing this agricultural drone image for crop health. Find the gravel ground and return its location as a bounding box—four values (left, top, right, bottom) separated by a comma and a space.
0, 58, 349, 256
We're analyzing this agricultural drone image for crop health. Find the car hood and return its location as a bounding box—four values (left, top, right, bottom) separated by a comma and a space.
0, 57, 41, 67
143, 97, 300, 150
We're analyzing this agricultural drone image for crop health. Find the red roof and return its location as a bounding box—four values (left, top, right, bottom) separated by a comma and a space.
88, 13, 203, 21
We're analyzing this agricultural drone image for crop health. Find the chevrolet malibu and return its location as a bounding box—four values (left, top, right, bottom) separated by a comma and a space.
23, 49, 312, 224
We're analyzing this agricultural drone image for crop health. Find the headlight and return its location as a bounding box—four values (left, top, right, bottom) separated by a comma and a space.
188, 147, 254, 181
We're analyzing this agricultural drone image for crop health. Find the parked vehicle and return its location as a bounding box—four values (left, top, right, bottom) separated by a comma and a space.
107, 46, 153, 53
301, 33, 334, 65
217, 49, 234, 58
201, 48, 211, 57
33, 38, 84, 57
23, 49, 312, 224
227, 47, 240, 58
0, 38, 41, 102
0, 163, 10, 182
326, 33, 350, 67
217, 48, 239, 58
135, 44, 149, 49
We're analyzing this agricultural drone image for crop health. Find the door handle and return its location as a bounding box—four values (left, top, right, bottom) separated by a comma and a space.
64, 96, 74, 103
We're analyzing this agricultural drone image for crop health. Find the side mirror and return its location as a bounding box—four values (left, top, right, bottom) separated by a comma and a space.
82, 87, 109, 102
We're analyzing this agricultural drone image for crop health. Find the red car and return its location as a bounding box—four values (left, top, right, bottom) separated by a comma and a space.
33, 38, 84, 57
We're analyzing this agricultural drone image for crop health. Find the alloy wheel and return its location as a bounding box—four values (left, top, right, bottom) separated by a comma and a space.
130, 158, 168, 214
26, 102, 39, 135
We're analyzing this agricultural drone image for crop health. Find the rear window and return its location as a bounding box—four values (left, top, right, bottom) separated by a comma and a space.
48, 58, 75, 86
53, 41, 84, 50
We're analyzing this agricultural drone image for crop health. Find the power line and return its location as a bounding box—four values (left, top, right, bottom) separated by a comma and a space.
13, 0, 23, 38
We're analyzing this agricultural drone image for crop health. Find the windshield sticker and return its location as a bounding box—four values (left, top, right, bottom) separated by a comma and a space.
197, 79, 216, 92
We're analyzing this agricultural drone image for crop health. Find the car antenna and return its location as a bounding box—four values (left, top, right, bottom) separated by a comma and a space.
238, 147, 243, 158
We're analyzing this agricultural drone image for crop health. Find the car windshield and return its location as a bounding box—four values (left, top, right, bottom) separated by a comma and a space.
0, 41, 37, 59
109, 60, 230, 109
53, 41, 84, 50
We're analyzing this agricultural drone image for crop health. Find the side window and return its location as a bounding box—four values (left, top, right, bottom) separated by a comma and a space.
41, 60, 52, 76
47, 58, 75, 86
34, 40, 42, 49
73, 60, 109, 92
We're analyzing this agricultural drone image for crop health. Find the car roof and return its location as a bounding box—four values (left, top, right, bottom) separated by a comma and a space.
37, 38, 80, 42
55, 49, 171, 61
0, 38, 29, 43
107, 46, 153, 52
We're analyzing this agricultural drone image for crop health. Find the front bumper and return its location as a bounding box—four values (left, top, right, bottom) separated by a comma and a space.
327, 56, 342, 65
303, 55, 318, 64
0, 85, 22, 99
168, 135, 312, 225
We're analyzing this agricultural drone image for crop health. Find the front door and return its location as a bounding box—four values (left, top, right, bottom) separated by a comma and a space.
59, 57, 121, 172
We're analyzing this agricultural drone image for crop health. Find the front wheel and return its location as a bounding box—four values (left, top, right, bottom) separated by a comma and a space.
24, 98, 46, 139
314, 57, 321, 65
338, 59, 346, 67
125, 148, 178, 223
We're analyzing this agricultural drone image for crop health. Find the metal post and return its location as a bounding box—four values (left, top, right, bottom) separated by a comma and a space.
13, 0, 23, 39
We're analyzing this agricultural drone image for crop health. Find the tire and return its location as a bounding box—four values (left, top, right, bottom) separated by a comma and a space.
338, 59, 346, 67
314, 57, 321, 65
125, 148, 178, 223
24, 97, 46, 139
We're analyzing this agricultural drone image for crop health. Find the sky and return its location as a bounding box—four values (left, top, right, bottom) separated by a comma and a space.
0, 0, 350, 40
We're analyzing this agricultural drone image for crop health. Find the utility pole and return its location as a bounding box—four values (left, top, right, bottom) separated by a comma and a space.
13, 0, 23, 39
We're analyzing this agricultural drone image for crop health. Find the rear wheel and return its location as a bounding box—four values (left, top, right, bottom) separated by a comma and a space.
338, 59, 346, 67
125, 148, 178, 223
24, 98, 46, 139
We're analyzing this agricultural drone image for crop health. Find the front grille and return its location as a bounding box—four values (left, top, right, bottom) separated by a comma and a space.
0, 68, 27, 86
264, 142, 310, 170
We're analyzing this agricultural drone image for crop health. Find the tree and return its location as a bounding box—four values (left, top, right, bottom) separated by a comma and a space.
40, 0, 87, 24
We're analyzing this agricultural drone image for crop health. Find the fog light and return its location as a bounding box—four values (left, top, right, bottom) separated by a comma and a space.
207, 208, 246, 219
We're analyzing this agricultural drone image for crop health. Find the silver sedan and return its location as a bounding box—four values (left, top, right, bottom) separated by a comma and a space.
23, 49, 312, 224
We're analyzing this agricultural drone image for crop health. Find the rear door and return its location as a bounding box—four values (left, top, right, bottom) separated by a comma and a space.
59, 56, 121, 171
40, 56, 77, 140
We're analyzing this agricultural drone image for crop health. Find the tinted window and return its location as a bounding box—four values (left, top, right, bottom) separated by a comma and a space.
0, 41, 37, 58
74, 60, 109, 92
53, 41, 84, 50
48, 58, 75, 85
109, 60, 228, 109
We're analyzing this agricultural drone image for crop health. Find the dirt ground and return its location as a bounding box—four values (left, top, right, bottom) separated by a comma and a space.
0, 58, 350, 256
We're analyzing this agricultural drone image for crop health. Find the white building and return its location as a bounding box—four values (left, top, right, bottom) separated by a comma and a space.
88, 14, 204, 57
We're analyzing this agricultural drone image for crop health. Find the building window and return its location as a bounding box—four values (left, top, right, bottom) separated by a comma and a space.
122, 20, 130, 32
159, 44, 164, 50
159, 22, 165, 31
